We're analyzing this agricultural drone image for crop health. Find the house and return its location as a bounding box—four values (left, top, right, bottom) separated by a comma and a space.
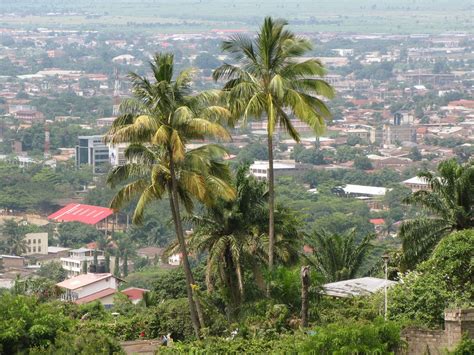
137, 247, 164, 262
56, 272, 122, 306
0, 255, 25, 268
168, 253, 182, 266
24, 232, 48, 256
122, 287, 149, 304
370, 218, 386, 235
60, 248, 105, 278
402, 176, 430, 192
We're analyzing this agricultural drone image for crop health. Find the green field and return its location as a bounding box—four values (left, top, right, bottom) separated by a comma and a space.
0, 0, 472, 34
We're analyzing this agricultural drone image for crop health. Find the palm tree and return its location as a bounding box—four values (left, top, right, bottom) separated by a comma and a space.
214, 17, 334, 273
400, 159, 474, 269
174, 167, 300, 319
1, 219, 27, 256
305, 229, 375, 283
105, 53, 235, 337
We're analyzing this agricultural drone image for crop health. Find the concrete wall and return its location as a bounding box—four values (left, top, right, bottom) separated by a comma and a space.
400, 309, 474, 354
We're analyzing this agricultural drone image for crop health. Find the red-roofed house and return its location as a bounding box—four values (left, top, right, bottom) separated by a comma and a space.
370, 218, 386, 235
56, 272, 123, 306
122, 287, 150, 304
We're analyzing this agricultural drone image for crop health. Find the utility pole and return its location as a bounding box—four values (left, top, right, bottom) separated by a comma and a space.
382, 253, 390, 320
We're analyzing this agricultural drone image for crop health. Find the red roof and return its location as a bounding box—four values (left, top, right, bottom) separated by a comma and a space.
48, 203, 114, 225
75, 288, 116, 304
122, 287, 150, 301
370, 218, 385, 225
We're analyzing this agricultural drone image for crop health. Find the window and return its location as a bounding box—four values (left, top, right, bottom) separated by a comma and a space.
38, 247, 41, 252
33, 239, 36, 244
28, 239, 31, 244
33, 247, 36, 253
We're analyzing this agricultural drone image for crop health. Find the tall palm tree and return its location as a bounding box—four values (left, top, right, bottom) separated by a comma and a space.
105, 53, 235, 338
213, 17, 334, 273
400, 159, 474, 269
305, 229, 375, 283
1, 219, 27, 256
172, 167, 301, 319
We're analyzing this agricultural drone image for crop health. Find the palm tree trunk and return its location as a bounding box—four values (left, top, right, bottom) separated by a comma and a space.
252, 264, 266, 292
267, 132, 275, 296
235, 260, 244, 300
168, 160, 201, 339
301, 265, 310, 328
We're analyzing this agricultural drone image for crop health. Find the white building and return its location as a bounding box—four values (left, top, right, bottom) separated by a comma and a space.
333, 184, 389, 198
57, 273, 121, 306
249, 160, 308, 181
24, 232, 48, 256
60, 248, 105, 278
168, 253, 182, 266
402, 176, 430, 192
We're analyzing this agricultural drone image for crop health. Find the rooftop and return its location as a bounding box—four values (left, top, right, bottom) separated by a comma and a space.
122, 287, 150, 301
48, 246, 71, 254
322, 277, 398, 298
56, 273, 115, 290
341, 184, 388, 196
403, 176, 430, 185
75, 288, 116, 304
48, 203, 114, 225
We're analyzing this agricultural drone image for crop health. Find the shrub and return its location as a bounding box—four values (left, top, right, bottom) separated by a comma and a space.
0, 294, 72, 353
147, 298, 195, 341
160, 320, 402, 354
30, 328, 124, 354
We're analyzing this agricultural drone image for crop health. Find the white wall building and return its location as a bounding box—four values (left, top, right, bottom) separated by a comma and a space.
60, 248, 105, 278
57, 273, 121, 306
249, 160, 307, 181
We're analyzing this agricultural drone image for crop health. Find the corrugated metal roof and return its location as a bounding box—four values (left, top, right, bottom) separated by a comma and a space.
322, 277, 398, 298
48, 203, 114, 225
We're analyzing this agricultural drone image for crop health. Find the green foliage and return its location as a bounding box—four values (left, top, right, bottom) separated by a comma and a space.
148, 298, 195, 340
389, 271, 451, 328
450, 334, 474, 355
31, 328, 124, 355
37, 262, 67, 283
390, 230, 474, 328
152, 266, 204, 301
400, 159, 474, 268
354, 155, 373, 170
0, 294, 72, 353
305, 229, 375, 282
57, 222, 103, 248
421, 230, 474, 297
162, 320, 402, 354
0, 219, 28, 255
298, 320, 402, 354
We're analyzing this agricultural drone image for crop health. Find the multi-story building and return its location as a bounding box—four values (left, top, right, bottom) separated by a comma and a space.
60, 248, 105, 278
76, 135, 110, 174
24, 232, 48, 256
